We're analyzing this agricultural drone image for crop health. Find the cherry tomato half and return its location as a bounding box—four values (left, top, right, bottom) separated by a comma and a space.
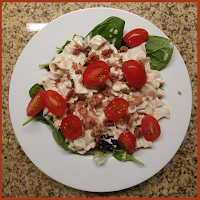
141, 115, 161, 141
27, 89, 45, 116
104, 98, 129, 121
118, 132, 136, 154
83, 60, 110, 86
61, 115, 82, 139
123, 60, 147, 88
123, 28, 149, 48
43, 90, 66, 116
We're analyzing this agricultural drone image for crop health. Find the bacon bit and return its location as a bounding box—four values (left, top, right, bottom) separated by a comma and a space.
83, 48, 90, 57
91, 124, 102, 146
79, 64, 86, 73
109, 74, 119, 85
77, 101, 88, 117
101, 48, 114, 59
84, 52, 99, 66
72, 62, 78, 70
66, 70, 71, 79
75, 69, 82, 74
145, 97, 149, 101
115, 117, 125, 126
70, 79, 75, 88
102, 87, 111, 97
77, 106, 88, 117
85, 115, 97, 129
146, 51, 149, 55
119, 57, 124, 65
134, 126, 142, 138
178, 91, 182, 95
128, 115, 134, 128
65, 90, 75, 102
73, 43, 83, 54
55, 78, 61, 84
91, 127, 101, 137
89, 107, 96, 115
95, 135, 101, 146
119, 74, 127, 82
81, 128, 86, 137
88, 95, 102, 107
118, 46, 128, 53
122, 113, 131, 122
129, 95, 143, 106
114, 65, 120, 71
126, 83, 137, 92
138, 60, 145, 66
77, 101, 88, 108
102, 119, 114, 131
73, 43, 89, 57
114, 113, 133, 128
66, 103, 76, 115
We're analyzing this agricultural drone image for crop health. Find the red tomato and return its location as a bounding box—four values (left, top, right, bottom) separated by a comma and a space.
27, 89, 45, 116
123, 60, 147, 88
123, 28, 149, 48
118, 132, 136, 154
83, 60, 110, 86
43, 90, 66, 116
141, 115, 161, 141
61, 115, 82, 139
104, 98, 129, 121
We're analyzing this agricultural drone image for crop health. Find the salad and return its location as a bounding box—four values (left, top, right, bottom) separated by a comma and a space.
23, 16, 173, 166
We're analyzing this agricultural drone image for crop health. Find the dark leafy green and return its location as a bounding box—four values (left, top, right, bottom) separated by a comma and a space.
86, 16, 125, 50
46, 118, 76, 152
39, 63, 50, 67
23, 111, 48, 126
145, 36, 174, 70
113, 151, 144, 166
60, 40, 71, 52
29, 83, 45, 98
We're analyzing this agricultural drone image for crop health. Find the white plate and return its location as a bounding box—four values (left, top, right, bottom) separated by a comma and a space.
9, 8, 192, 192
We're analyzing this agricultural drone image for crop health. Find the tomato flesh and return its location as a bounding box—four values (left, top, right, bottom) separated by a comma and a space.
83, 60, 110, 86
123, 60, 147, 88
118, 132, 136, 154
104, 98, 129, 121
43, 90, 66, 116
61, 115, 82, 139
141, 115, 161, 141
123, 28, 149, 48
27, 89, 45, 116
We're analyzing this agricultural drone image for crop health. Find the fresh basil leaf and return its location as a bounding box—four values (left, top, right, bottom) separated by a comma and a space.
46, 118, 76, 152
145, 36, 174, 71
29, 83, 45, 98
113, 151, 144, 166
86, 16, 125, 49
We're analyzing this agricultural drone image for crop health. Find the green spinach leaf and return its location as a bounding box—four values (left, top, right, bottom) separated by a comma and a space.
23, 111, 48, 126
29, 83, 45, 98
86, 16, 125, 50
113, 151, 144, 166
46, 118, 76, 152
145, 36, 174, 71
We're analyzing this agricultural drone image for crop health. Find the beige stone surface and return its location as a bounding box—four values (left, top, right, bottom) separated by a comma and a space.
2, 2, 197, 197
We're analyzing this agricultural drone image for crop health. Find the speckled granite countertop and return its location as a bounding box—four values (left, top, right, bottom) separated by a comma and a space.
2, 2, 197, 197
